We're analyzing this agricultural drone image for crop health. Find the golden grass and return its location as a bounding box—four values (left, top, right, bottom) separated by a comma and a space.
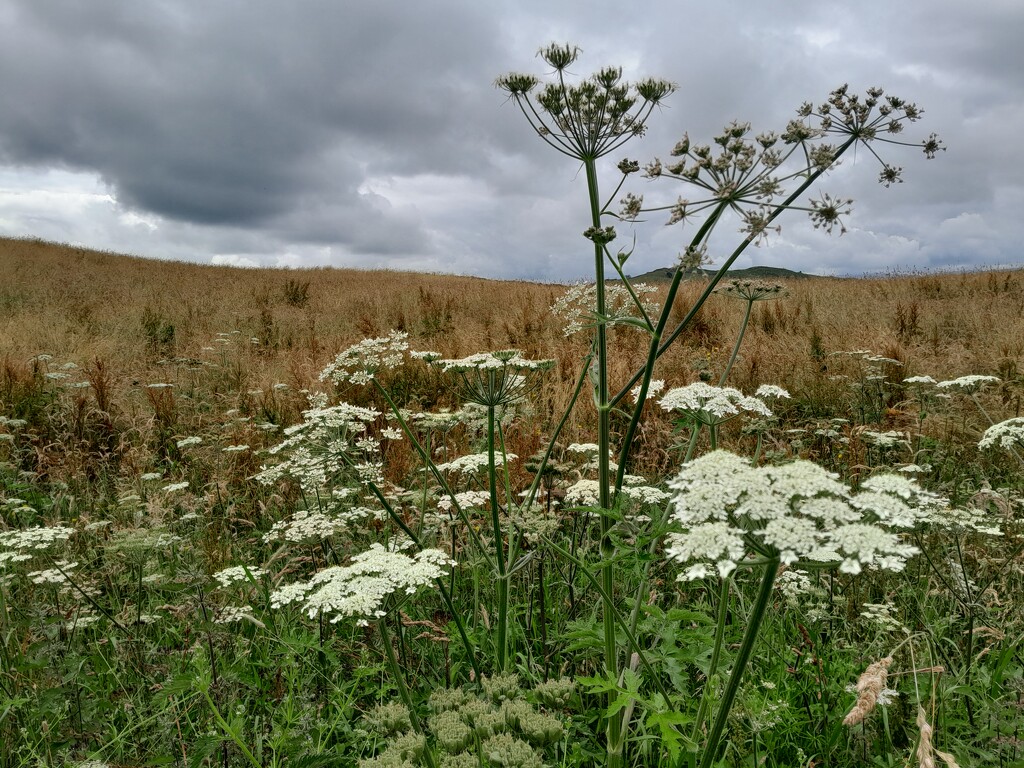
2, 235, 1022, 432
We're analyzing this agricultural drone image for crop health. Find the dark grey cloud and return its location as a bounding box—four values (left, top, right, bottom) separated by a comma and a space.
0, 0, 1021, 279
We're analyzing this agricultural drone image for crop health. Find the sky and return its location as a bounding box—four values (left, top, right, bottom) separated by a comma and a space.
0, 0, 1021, 282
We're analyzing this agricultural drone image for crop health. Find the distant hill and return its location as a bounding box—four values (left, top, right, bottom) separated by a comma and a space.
626, 265, 818, 283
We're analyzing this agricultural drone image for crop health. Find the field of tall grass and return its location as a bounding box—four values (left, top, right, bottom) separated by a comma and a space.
2, 234, 1023, 768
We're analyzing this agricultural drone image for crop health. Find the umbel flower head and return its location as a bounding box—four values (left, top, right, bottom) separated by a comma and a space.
270, 543, 454, 625
319, 331, 408, 386
979, 417, 1024, 451
644, 85, 942, 246
496, 43, 675, 160
659, 383, 784, 427
434, 350, 554, 407
665, 451, 923, 579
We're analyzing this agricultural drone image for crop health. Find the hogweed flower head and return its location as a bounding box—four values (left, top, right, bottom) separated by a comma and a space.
659, 382, 774, 427
979, 417, 1024, 451
665, 451, 924, 579
936, 374, 1000, 394
646, 85, 941, 248
270, 543, 454, 625
434, 350, 553, 407
715, 280, 787, 303
497, 43, 675, 161
319, 331, 409, 386
551, 281, 660, 337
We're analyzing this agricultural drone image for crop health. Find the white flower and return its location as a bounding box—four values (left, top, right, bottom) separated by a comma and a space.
664, 451, 925, 580
659, 383, 773, 425
319, 331, 409, 386
140, 472, 163, 481
176, 436, 203, 448
437, 490, 492, 513
223, 444, 250, 453
551, 281, 661, 337
212, 565, 266, 588
162, 481, 189, 493
631, 379, 665, 403
567, 443, 600, 456
979, 417, 1024, 451
564, 480, 602, 507
936, 374, 1000, 393
29, 561, 78, 585
755, 384, 791, 400
270, 544, 454, 624
435, 452, 517, 474
903, 375, 937, 385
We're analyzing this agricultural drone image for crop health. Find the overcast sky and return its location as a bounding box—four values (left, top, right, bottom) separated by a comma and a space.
0, 1, 1021, 281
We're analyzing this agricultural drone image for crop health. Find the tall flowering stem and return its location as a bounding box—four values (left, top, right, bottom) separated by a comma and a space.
498, 47, 674, 765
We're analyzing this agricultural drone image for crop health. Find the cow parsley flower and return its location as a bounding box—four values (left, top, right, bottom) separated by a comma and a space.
434, 350, 554, 407
270, 544, 454, 625
212, 565, 266, 589
936, 374, 1000, 393
665, 451, 924, 579
660, 383, 773, 426
319, 331, 409, 386
979, 417, 1024, 451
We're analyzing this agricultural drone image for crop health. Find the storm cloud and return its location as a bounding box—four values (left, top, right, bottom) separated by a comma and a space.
1, 0, 1021, 280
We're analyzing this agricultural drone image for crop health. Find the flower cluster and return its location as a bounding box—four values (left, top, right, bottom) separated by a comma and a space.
715, 280, 787, 303
496, 43, 675, 161
659, 383, 784, 427
664, 451, 925, 579
644, 85, 940, 246
434, 350, 553, 407
979, 417, 1024, 451
255, 401, 381, 491
551, 282, 660, 337
0, 524, 76, 568
270, 544, 454, 625
319, 331, 409, 386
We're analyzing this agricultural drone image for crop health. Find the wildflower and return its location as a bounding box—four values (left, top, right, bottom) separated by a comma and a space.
162, 481, 189, 493
319, 331, 408, 386
270, 544, 454, 625
630, 379, 665, 403
212, 565, 266, 589
28, 561, 78, 585
435, 452, 517, 474
665, 451, 922, 579
434, 350, 553, 407
659, 383, 773, 426
176, 436, 202, 449
978, 417, 1024, 451
715, 280, 788, 303
140, 472, 163, 481
936, 374, 999, 393
551, 282, 660, 337
903, 375, 937, 385
496, 45, 675, 162
215, 605, 265, 627
222, 444, 250, 453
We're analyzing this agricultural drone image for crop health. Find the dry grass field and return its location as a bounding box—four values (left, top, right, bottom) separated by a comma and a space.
3, 235, 1024, 768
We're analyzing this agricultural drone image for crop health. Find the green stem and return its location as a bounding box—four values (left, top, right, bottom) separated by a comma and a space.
692, 578, 732, 743
378, 617, 438, 768
698, 559, 780, 768
719, 299, 754, 387
584, 154, 621, 768
610, 135, 860, 410
488, 404, 509, 672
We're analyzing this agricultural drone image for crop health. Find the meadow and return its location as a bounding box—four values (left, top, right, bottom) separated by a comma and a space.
2, 233, 1023, 768
3, 49, 1024, 768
